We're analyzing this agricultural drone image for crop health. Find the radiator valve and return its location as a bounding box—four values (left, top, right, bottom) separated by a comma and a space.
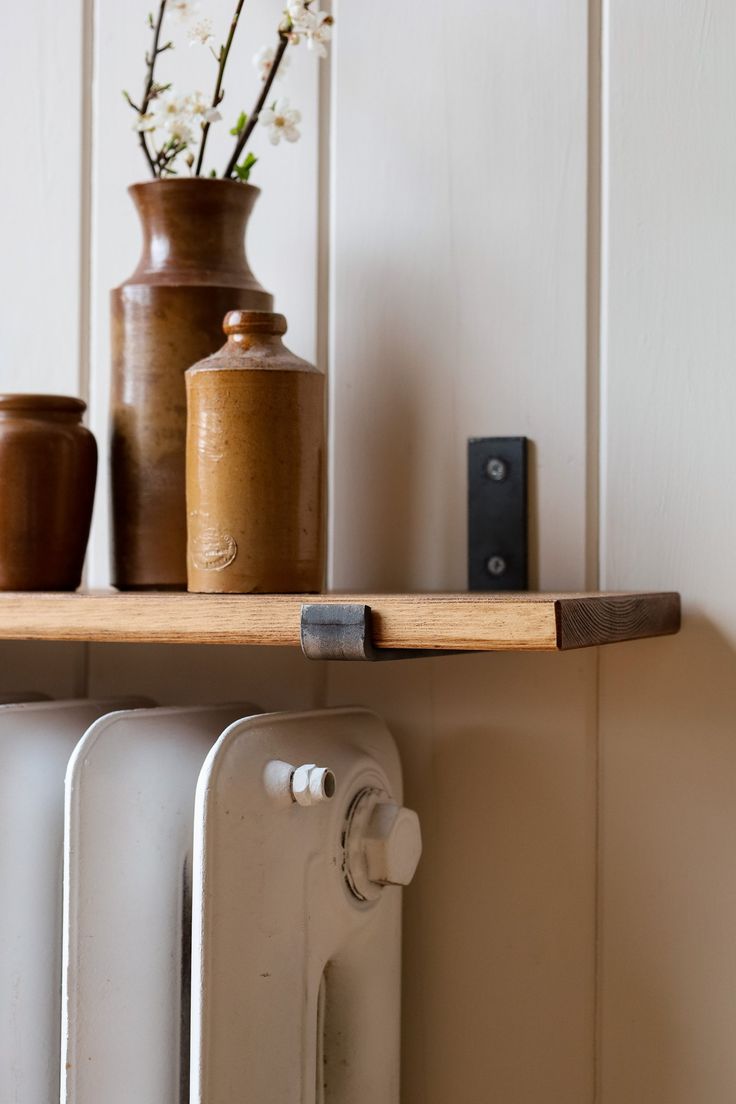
291, 763, 336, 806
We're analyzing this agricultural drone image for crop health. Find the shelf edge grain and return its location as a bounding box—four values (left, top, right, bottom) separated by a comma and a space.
555, 592, 681, 650
0, 590, 681, 652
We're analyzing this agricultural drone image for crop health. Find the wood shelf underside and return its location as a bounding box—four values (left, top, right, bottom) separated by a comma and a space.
0, 591, 680, 652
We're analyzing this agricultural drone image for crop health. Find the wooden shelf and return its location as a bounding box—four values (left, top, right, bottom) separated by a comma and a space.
0, 590, 680, 652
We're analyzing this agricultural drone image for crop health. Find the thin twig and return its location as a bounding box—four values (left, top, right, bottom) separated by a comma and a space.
195, 0, 247, 176
223, 34, 289, 178
138, 0, 169, 177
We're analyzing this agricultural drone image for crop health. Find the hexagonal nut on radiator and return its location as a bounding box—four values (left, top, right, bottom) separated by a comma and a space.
364, 802, 422, 887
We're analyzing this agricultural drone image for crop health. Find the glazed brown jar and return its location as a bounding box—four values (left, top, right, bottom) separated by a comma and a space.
0, 395, 97, 590
186, 311, 325, 593
111, 179, 273, 591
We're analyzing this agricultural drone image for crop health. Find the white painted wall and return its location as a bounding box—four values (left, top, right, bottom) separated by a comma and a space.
1, 0, 734, 1100
597, 2, 736, 1100
329, 0, 591, 595
0, 0, 88, 695
327, 3, 597, 1099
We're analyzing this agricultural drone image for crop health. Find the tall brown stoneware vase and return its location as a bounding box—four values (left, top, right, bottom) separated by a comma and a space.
111, 178, 273, 590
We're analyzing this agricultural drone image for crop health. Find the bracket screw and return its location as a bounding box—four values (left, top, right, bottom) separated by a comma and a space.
485, 457, 507, 482
486, 554, 507, 577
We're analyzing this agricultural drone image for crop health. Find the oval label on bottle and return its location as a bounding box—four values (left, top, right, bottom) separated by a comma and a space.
191, 528, 238, 572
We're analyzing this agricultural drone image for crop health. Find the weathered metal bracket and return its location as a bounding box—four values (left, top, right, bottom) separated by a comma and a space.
300, 603, 464, 662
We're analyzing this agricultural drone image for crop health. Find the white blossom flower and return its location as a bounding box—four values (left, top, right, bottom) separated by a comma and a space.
188, 17, 214, 46
185, 90, 221, 126
135, 94, 190, 141
160, 112, 195, 144
261, 98, 301, 145
136, 91, 220, 147
252, 44, 290, 82
286, 0, 308, 19
169, 0, 200, 22
288, 4, 331, 57
283, 1, 308, 44
302, 9, 332, 56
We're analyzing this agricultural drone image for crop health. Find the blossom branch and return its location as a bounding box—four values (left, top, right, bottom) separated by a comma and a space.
138, 1, 173, 176
223, 34, 289, 178
195, 0, 247, 176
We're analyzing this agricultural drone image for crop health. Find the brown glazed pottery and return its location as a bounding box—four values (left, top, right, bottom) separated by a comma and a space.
111, 178, 273, 590
0, 395, 97, 590
186, 310, 325, 594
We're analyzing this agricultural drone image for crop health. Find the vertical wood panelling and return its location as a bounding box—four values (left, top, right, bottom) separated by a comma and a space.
0, 0, 88, 694
0, 2, 86, 394
328, 0, 591, 594
598, 1, 736, 1099
326, 3, 597, 1100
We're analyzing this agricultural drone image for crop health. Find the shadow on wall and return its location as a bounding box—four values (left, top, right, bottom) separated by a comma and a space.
332, 266, 469, 591
331, 291, 437, 590
0, 642, 326, 714
0, 642, 87, 699
526, 438, 540, 589
599, 615, 736, 1102
85, 643, 326, 713
327, 648, 598, 1103
349, 368, 425, 591
331, 253, 544, 593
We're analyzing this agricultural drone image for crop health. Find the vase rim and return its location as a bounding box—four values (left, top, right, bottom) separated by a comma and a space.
224, 310, 288, 336
0, 394, 86, 414
128, 178, 261, 196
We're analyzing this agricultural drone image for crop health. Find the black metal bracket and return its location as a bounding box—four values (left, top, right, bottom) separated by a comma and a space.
300, 603, 465, 662
468, 436, 529, 591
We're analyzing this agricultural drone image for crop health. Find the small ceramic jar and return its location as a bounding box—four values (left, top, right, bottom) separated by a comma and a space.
186, 311, 325, 593
0, 395, 97, 590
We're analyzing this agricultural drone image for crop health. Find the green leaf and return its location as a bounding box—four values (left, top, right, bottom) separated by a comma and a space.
233, 152, 258, 182
209, 169, 217, 178
229, 111, 248, 137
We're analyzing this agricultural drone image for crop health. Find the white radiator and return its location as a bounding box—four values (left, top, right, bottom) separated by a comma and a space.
0, 698, 421, 1103
0, 698, 149, 1103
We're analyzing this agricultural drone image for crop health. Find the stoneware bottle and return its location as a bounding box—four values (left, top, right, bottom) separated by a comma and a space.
0, 395, 97, 590
111, 178, 273, 591
186, 310, 325, 593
